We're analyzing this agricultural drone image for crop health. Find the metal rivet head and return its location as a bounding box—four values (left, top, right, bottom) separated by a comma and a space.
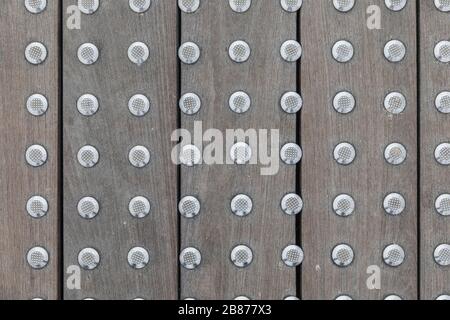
280, 40, 302, 62
333, 194, 355, 217
435, 91, 450, 114
435, 0, 450, 12
77, 43, 99, 65
229, 40, 251, 63
434, 244, 450, 267
234, 296, 251, 300
180, 247, 202, 270
332, 40, 354, 63
179, 42, 201, 64
384, 92, 406, 114
180, 145, 202, 166
180, 93, 201, 115
335, 295, 353, 300
27, 196, 48, 219
284, 296, 300, 300
384, 295, 402, 300
384, 40, 406, 63
78, 248, 100, 270
332, 244, 354, 267
333, 0, 355, 12
27, 94, 48, 116
229, 91, 251, 114
383, 244, 405, 267
128, 94, 150, 117
129, 0, 151, 13
230, 142, 252, 165
25, 42, 47, 65
77, 145, 99, 168
25, 0, 47, 14
437, 295, 450, 300
229, 0, 251, 12
231, 245, 253, 268
385, 0, 407, 11
77, 197, 100, 220
333, 91, 355, 114
179, 196, 201, 219
282, 245, 304, 267
281, 0, 302, 12
334, 142, 356, 165
178, 0, 200, 13
385, 143, 407, 165
383, 193, 406, 216
434, 41, 450, 63
281, 92, 303, 114
128, 42, 149, 66
128, 247, 150, 269
77, 94, 99, 116
129, 196, 151, 218
78, 0, 99, 14
435, 143, 450, 165
129, 146, 151, 168
435, 194, 450, 217
26, 145, 48, 167
280, 143, 303, 165
281, 193, 303, 216
27, 247, 49, 269
231, 194, 253, 217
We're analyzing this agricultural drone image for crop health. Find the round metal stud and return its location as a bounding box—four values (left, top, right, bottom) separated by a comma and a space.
180, 145, 202, 166
280, 0, 302, 12
334, 142, 356, 165
77, 43, 99, 65
26, 145, 48, 167
229, 91, 251, 114
78, 0, 99, 14
383, 244, 405, 267
435, 91, 450, 114
284, 296, 300, 300
27, 94, 48, 116
435, 0, 450, 12
25, 42, 47, 65
229, 40, 251, 63
229, 0, 251, 13
179, 196, 201, 219
385, 0, 407, 11
179, 93, 201, 115
234, 296, 251, 300
129, 0, 151, 13
77, 94, 99, 116
282, 245, 304, 267
77, 197, 100, 220
178, 42, 201, 64
280, 40, 302, 62
435, 143, 450, 165
77, 145, 99, 168
281, 92, 303, 114
385, 143, 407, 165
332, 244, 354, 267
332, 40, 354, 63
180, 247, 202, 270
333, 194, 355, 217
280, 143, 302, 165
436, 295, 450, 300
128, 94, 150, 117
434, 244, 450, 267
27, 247, 49, 269
333, 91, 355, 114
27, 196, 48, 219
435, 194, 450, 217
230, 142, 252, 165
129, 196, 151, 218
434, 41, 450, 63
281, 193, 303, 216
128, 42, 149, 66
335, 295, 353, 300
129, 146, 151, 168
384, 40, 406, 63
231, 194, 253, 217
25, 0, 47, 14
383, 193, 406, 216
384, 295, 402, 300
384, 92, 407, 114
78, 248, 100, 270
333, 0, 355, 12
127, 247, 150, 269
231, 245, 253, 268
178, 0, 200, 13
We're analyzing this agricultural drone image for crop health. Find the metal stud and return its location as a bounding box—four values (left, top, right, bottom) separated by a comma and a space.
234, 296, 251, 300
129, 0, 151, 13
179, 93, 201, 115
180, 247, 202, 270
128, 94, 150, 117
333, 91, 355, 114
434, 41, 450, 63
129, 196, 151, 218
332, 244, 354, 267
231, 245, 253, 268
436, 295, 450, 300
230, 142, 252, 165
27, 196, 49, 219
280, 143, 302, 165
383, 244, 405, 267
77, 43, 99, 65
77, 145, 99, 168
229, 0, 251, 13
128, 42, 149, 66
129, 146, 151, 168
435, 0, 450, 12
333, 194, 355, 217
178, 42, 201, 65
281, 193, 303, 216
280, 0, 302, 12
229, 40, 251, 63
229, 91, 251, 114
332, 40, 354, 63
383, 193, 406, 216
284, 296, 300, 300
26, 145, 48, 167
25, 42, 47, 65
178, 0, 200, 13
27, 94, 48, 116
435, 143, 450, 165
27, 247, 49, 269
78, 248, 100, 270
280, 40, 302, 62
335, 295, 353, 300
435, 194, 450, 217
384, 40, 406, 63
384, 92, 407, 114
282, 245, 304, 267
385, 0, 407, 11
180, 145, 202, 166
78, 0, 99, 14
231, 194, 253, 217
434, 244, 450, 267
127, 247, 150, 269
435, 91, 450, 114
333, 0, 355, 12
77, 94, 99, 116
179, 196, 201, 219
384, 295, 402, 300
77, 197, 100, 220
334, 142, 356, 165
384, 143, 407, 165
25, 0, 47, 14
281, 92, 303, 114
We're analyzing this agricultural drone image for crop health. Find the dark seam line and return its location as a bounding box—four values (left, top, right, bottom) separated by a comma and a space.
58, 0, 64, 301
296, 10, 302, 301
177, 7, 182, 301
416, 0, 421, 300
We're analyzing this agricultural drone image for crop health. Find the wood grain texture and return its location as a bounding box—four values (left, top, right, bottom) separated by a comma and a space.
300, 0, 418, 300
180, 0, 297, 300
419, 0, 450, 300
63, 0, 178, 300
0, 1, 60, 300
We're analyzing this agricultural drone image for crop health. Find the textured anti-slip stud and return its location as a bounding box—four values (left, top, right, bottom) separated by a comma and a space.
77, 145, 99, 168
435, 0, 450, 12
27, 196, 48, 219
180, 247, 202, 270
385, 0, 407, 11
384, 40, 406, 63
27, 247, 49, 269
333, 0, 355, 12
384, 295, 403, 300
27, 94, 48, 116
332, 40, 354, 63
129, 146, 151, 168
280, 143, 302, 165
231, 194, 253, 217
333, 91, 355, 114
179, 42, 200, 64
384, 92, 407, 114
230, 142, 252, 165
129, 0, 151, 13
229, 0, 251, 12
229, 91, 251, 114
128, 247, 150, 269
435, 143, 450, 165
77, 43, 99, 65
434, 244, 450, 267
229, 40, 251, 63
282, 245, 304, 267
25, 0, 47, 14
179, 0, 200, 13
78, 0, 99, 14
128, 94, 150, 117
77, 94, 99, 116
180, 145, 202, 167
78, 248, 100, 270
128, 42, 149, 66
179, 196, 201, 219
25, 42, 47, 65
435, 91, 450, 114
335, 295, 353, 300
383, 244, 405, 267
280, 0, 302, 12
385, 143, 407, 165
180, 93, 201, 115
280, 40, 302, 62
383, 193, 406, 216
281, 92, 303, 114
332, 244, 354, 267
333, 194, 355, 217
434, 41, 450, 63
334, 142, 356, 165
231, 245, 253, 268
281, 193, 303, 216
77, 197, 100, 220
435, 194, 450, 217
129, 196, 151, 218
26, 145, 48, 167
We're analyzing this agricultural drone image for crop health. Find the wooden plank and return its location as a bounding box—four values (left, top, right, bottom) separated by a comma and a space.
419, 0, 450, 300
300, 0, 418, 300
63, 0, 178, 300
0, 1, 60, 300
180, 0, 297, 300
